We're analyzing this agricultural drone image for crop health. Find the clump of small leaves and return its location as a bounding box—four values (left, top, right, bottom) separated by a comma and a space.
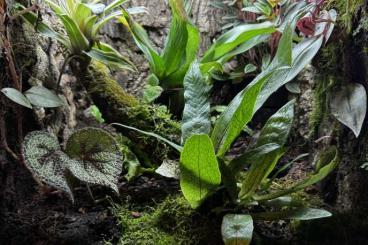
22, 127, 122, 201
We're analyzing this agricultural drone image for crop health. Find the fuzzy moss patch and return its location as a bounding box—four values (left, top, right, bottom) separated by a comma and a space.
326, 0, 365, 32
112, 195, 220, 245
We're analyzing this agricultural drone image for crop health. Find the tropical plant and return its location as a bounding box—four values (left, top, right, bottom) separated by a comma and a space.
17, 0, 145, 73
113, 6, 337, 241
22, 127, 122, 202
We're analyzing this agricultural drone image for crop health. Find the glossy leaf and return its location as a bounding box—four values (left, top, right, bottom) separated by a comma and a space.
211, 23, 294, 157
180, 134, 221, 208
256, 100, 295, 147
202, 22, 276, 63
330, 83, 367, 137
221, 214, 253, 245
181, 61, 212, 143
1, 88, 32, 109
24, 86, 64, 108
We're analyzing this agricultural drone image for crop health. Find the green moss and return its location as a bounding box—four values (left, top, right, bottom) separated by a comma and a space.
113, 195, 220, 245
80, 61, 181, 162
326, 0, 365, 32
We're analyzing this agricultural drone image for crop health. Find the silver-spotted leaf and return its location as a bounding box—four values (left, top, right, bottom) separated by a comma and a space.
221, 214, 254, 245
22, 131, 74, 201
180, 134, 221, 208
65, 128, 122, 194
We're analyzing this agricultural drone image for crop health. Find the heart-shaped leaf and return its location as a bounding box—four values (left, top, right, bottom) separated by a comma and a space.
1, 88, 32, 109
65, 128, 123, 194
24, 86, 64, 108
330, 83, 367, 137
22, 131, 74, 201
221, 214, 254, 245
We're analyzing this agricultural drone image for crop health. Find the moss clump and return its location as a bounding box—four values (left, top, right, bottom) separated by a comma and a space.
113, 195, 220, 245
80, 61, 180, 162
326, 0, 365, 32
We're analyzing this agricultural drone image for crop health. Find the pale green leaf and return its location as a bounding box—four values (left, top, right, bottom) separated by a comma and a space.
1, 88, 32, 109
24, 86, 64, 108
254, 207, 332, 221
180, 134, 221, 208
330, 83, 367, 137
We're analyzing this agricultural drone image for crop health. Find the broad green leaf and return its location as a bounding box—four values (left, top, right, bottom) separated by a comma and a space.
221, 214, 253, 245
254, 207, 332, 221
181, 61, 212, 143
330, 83, 367, 137
112, 123, 183, 152
254, 23, 331, 113
256, 100, 295, 147
201, 22, 276, 63
23, 131, 74, 201
180, 134, 221, 208
255, 146, 339, 201
1, 88, 32, 109
24, 86, 64, 108
65, 128, 123, 194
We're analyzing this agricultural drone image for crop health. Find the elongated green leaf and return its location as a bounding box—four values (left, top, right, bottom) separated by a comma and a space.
221, 214, 253, 245
239, 147, 285, 201
105, 0, 127, 13
256, 100, 295, 147
85, 47, 135, 71
180, 134, 221, 208
57, 14, 90, 53
330, 83, 367, 137
254, 208, 332, 221
255, 146, 339, 202
211, 23, 294, 157
84, 3, 105, 14
201, 22, 276, 63
229, 143, 281, 173
118, 11, 165, 77
160, 0, 200, 88
254, 33, 326, 113
112, 123, 182, 152
181, 61, 212, 143
1, 88, 32, 109
24, 86, 64, 108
